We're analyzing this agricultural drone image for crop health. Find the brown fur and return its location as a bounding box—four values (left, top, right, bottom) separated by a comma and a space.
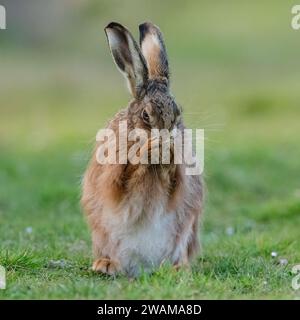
81, 22, 203, 277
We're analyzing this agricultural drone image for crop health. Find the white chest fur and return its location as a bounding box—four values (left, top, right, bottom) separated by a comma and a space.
104, 200, 177, 276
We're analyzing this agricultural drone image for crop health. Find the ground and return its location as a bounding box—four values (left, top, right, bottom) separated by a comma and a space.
0, 0, 300, 299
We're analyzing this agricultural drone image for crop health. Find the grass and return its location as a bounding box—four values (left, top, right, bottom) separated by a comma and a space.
1, 143, 299, 299
1, 0, 300, 299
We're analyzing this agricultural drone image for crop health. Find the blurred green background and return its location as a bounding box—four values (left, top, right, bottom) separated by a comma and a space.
0, 0, 299, 299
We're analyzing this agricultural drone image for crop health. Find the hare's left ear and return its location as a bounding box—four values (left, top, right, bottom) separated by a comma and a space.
105, 22, 148, 99
139, 22, 169, 85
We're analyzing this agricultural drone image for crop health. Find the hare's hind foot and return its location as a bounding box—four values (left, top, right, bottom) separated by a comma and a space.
173, 262, 191, 271
172, 250, 191, 271
92, 258, 120, 276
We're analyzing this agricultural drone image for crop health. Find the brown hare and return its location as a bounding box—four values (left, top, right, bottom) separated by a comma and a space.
81, 22, 203, 277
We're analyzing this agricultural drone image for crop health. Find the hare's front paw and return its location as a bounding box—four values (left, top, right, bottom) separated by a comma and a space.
92, 258, 120, 276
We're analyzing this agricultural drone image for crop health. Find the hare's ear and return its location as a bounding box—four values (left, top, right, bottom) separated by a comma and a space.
105, 22, 148, 99
139, 22, 169, 85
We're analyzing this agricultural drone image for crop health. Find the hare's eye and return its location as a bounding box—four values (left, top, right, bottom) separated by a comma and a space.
142, 110, 150, 123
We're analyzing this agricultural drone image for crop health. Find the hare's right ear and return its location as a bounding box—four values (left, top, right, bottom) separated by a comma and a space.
139, 22, 169, 85
105, 22, 148, 99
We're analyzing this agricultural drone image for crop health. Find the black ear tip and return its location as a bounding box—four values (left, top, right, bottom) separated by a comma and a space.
139, 22, 157, 43
139, 24, 148, 42
139, 22, 153, 32
105, 21, 125, 31
139, 22, 162, 40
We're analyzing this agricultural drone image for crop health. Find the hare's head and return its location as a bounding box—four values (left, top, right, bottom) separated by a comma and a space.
105, 22, 181, 131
